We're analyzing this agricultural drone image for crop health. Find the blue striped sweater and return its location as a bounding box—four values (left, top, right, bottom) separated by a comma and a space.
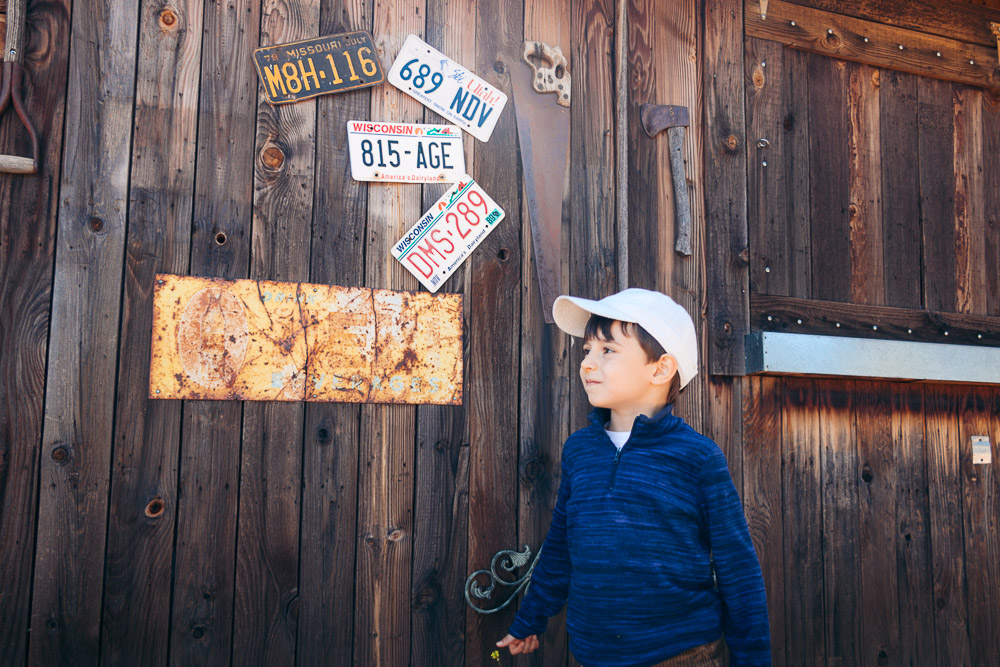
508, 405, 771, 666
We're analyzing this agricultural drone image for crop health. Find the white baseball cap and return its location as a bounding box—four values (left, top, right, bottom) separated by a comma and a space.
552, 288, 699, 388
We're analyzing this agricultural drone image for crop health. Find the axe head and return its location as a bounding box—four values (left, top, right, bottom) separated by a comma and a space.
640, 103, 689, 137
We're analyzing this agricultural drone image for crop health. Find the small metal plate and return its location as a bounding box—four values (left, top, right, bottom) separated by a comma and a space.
149, 275, 462, 404
347, 120, 465, 183
387, 34, 507, 142
391, 176, 505, 292
972, 436, 992, 465
253, 31, 384, 105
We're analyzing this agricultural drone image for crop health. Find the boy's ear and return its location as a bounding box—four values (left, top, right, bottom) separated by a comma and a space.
650, 353, 678, 385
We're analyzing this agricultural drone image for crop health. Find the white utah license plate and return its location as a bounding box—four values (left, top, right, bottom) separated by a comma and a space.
387, 34, 508, 143
392, 176, 505, 292
347, 121, 466, 183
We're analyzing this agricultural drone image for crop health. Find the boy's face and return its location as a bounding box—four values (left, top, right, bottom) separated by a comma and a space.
580, 321, 673, 414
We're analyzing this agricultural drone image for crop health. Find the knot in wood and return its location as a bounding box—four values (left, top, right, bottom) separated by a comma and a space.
861, 464, 874, 484
723, 322, 733, 335
493, 60, 505, 75
145, 496, 166, 518
191, 625, 206, 639
159, 8, 178, 29
522, 457, 545, 482
50, 443, 72, 464
752, 66, 765, 89
387, 528, 405, 542
261, 145, 285, 170
316, 426, 331, 444
724, 134, 739, 152
823, 31, 841, 49
496, 248, 510, 262
87, 216, 105, 233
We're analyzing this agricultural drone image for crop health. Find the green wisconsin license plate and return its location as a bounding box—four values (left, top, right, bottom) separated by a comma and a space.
253, 31, 385, 105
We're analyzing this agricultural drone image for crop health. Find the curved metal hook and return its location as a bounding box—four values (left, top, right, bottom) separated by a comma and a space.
464, 545, 542, 614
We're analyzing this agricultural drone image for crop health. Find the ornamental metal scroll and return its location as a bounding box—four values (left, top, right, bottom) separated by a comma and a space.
464, 545, 542, 614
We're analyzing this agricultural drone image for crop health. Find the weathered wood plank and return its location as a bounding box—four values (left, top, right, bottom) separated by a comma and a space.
169, 0, 261, 662
751, 294, 1000, 348
781, 377, 825, 665
410, 0, 475, 663
855, 381, 900, 666
745, 38, 788, 296
626, 0, 657, 293
353, 0, 424, 662
29, 0, 139, 662
746, 0, 1000, 91
785, 0, 1000, 49
782, 48, 812, 300
878, 70, 921, 309
232, 0, 319, 662
892, 384, 935, 666
99, 0, 202, 663
296, 1, 372, 661
741, 376, 784, 666
917, 78, 957, 312
924, 385, 971, 665
953, 86, 986, 316
817, 378, 860, 665
654, 0, 704, 430
985, 94, 1000, 317
847, 63, 884, 306
514, 0, 572, 664
704, 0, 750, 374
959, 387, 1000, 666
807, 54, 851, 303
0, 0, 71, 661
464, 0, 524, 661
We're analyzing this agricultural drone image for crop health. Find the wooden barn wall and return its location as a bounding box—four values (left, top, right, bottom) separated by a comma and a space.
0, 0, 720, 665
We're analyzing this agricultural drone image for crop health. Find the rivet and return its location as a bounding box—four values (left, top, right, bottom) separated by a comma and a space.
873, 325, 878, 330
155, 389, 161, 394
936, 51, 942, 57
944, 331, 949, 336
863, 37, 870, 43
313, 288, 317, 292
898, 44, 904, 50
157, 279, 164, 285
764, 266, 771, 273
790, 20, 796, 26
970, 59, 975, 65
761, 61, 766, 68
762, 160, 768, 167
907, 329, 912, 334
978, 334, 983, 339
828, 28, 834, 35
797, 319, 803, 324
767, 315, 773, 321
836, 322, 841, 328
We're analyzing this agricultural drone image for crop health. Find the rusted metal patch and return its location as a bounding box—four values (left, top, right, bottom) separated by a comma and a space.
150, 274, 463, 404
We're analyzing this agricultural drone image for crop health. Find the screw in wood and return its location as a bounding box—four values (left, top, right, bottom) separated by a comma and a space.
797, 319, 802, 324
978, 334, 983, 339
836, 323, 841, 327
762, 160, 768, 167
761, 61, 766, 68
873, 325, 878, 330
767, 315, 773, 321
907, 329, 912, 334
764, 266, 771, 272
898, 44, 904, 50
790, 20, 795, 26
944, 331, 949, 336
936, 52, 942, 57
970, 60, 975, 65
864, 37, 869, 43
827, 28, 833, 34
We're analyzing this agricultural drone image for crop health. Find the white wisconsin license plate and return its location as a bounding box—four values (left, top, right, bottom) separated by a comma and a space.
392, 176, 505, 292
387, 34, 508, 143
347, 121, 466, 183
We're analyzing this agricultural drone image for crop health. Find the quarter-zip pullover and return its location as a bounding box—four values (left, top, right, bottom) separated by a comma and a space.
508, 405, 771, 666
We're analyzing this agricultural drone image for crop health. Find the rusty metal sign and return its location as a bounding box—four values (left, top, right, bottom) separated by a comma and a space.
149, 274, 462, 404
253, 31, 384, 105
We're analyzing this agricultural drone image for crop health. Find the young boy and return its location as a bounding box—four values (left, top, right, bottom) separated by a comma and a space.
497, 288, 771, 666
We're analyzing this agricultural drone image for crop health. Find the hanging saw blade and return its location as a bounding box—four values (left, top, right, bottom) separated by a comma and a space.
512, 41, 571, 324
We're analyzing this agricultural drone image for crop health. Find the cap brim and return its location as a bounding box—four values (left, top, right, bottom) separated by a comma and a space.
552, 295, 639, 338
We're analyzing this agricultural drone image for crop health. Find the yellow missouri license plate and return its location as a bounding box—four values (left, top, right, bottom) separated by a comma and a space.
253, 31, 384, 105
391, 176, 505, 292
347, 121, 466, 183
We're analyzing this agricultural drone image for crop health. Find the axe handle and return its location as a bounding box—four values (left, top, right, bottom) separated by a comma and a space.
667, 126, 692, 256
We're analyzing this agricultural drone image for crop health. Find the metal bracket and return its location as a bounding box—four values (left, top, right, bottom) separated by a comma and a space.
992, 22, 1000, 66
464, 545, 542, 614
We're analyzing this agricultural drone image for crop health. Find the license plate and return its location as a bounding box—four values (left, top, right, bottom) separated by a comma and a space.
347, 121, 466, 183
253, 31, 385, 105
392, 176, 505, 292
387, 34, 508, 142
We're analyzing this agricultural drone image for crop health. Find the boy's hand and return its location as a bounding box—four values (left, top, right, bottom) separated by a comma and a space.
497, 633, 539, 655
